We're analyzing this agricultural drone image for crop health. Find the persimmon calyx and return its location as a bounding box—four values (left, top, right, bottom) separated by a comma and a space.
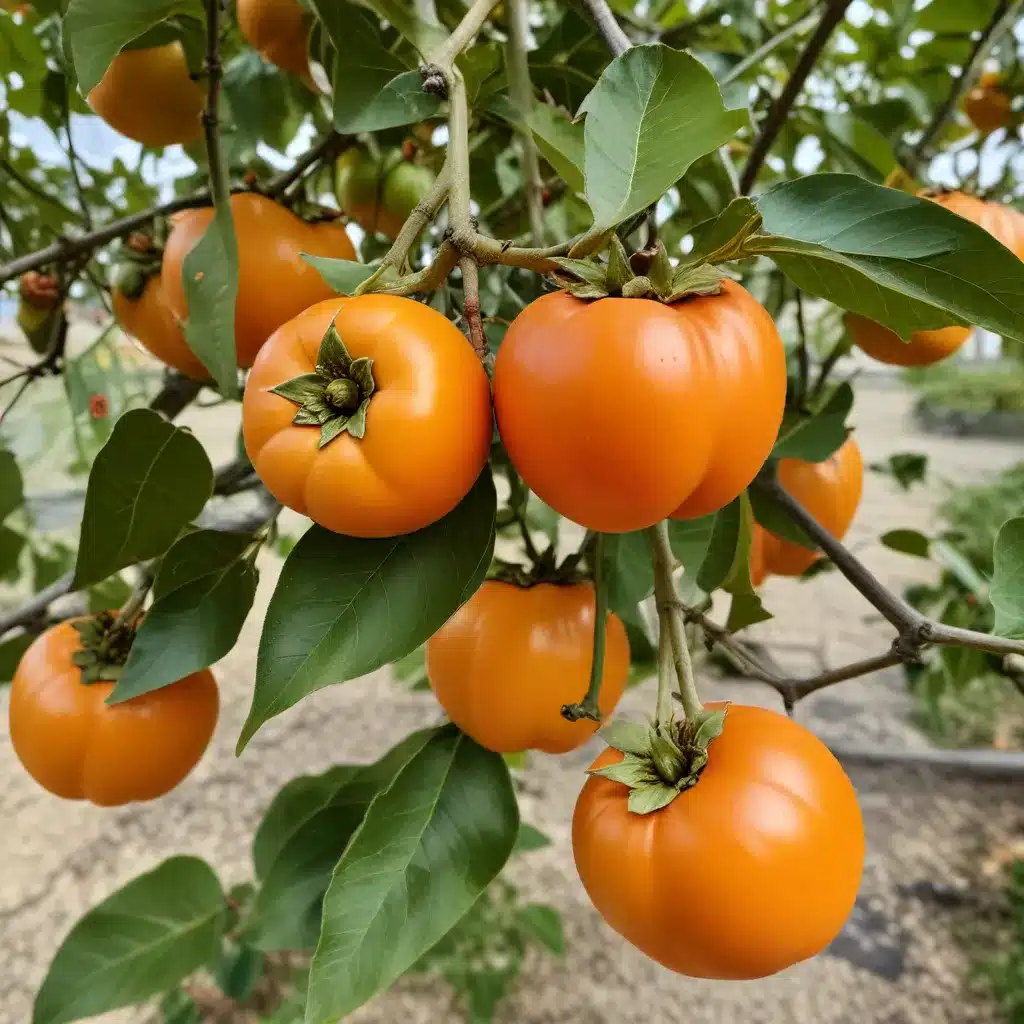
269, 319, 376, 447
550, 238, 728, 303
71, 611, 137, 684
590, 708, 727, 815
112, 234, 165, 298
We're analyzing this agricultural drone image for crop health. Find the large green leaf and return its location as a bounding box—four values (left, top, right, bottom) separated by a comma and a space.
306, 724, 519, 1023
109, 532, 259, 703
71, 409, 214, 589
820, 111, 898, 181
578, 44, 746, 233
33, 857, 226, 1024
528, 103, 585, 195
771, 383, 854, 462
747, 175, 1024, 344
696, 499, 742, 593
238, 472, 496, 750
64, 0, 203, 94
182, 204, 240, 395
246, 731, 432, 951
0, 445, 24, 523
991, 517, 1024, 638
308, 0, 441, 132
601, 531, 653, 620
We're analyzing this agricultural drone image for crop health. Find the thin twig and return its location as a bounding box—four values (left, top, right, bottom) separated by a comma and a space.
459, 256, 488, 359
757, 469, 1024, 660
721, 9, 819, 85
506, 0, 546, 246
61, 81, 93, 230
739, 0, 853, 194
431, 0, 502, 70
794, 289, 810, 409
561, 533, 608, 723
902, 0, 1022, 175
265, 132, 348, 200
581, 0, 631, 56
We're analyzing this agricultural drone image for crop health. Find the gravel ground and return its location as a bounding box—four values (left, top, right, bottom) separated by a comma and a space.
3, 379, 1024, 1024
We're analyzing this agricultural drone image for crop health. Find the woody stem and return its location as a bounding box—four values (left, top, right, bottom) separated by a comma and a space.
647, 520, 702, 724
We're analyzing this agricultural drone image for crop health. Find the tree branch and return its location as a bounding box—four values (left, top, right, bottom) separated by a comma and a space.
901, 0, 1022, 175
581, 0, 631, 56
507, 0, 546, 246
0, 132, 344, 287
264, 131, 349, 200
739, 0, 853, 194
756, 468, 1024, 660
720, 9, 820, 86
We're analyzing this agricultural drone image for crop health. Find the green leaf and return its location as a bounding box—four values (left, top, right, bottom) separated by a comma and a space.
0, 632, 33, 685
33, 857, 226, 1024
991, 518, 1024, 638
528, 104, 585, 195
771, 383, 854, 462
214, 944, 263, 1002
238, 472, 496, 750
308, 0, 442, 132
870, 452, 928, 491
152, 528, 254, 599
821, 111, 898, 181
578, 44, 746, 233
109, 559, 257, 703
182, 201, 240, 395
306, 725, 519, 1023
599, 719, 653, 756
601, 532, 653, 619
516, 905, 565, 955
881, 528, 931, 559
749, 481, 814, 550
511, 823, 551, 855
246, 732, 432, 951
71, 409, 214, 590
0, 525, 25, 581
303, 254, 380, 296
932, 538, 989, 598
64, 0, 202, 94
342, 70, 444, 132
697, 499, 742, 592
750, 174, 1024, 345
0, 446, 24, 523
626, 782, 678, 815
725, 591, 772, 632
667, 514, 716, 578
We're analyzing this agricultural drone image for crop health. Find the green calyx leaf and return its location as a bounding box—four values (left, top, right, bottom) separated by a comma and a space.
551, 239, 727, 304
71, 611, 136, 685
269, 319, 376, 447
590, 707, 729, 815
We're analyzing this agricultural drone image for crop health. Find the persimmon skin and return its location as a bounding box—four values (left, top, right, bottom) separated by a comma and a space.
573, 703, 864, 979
761, 437, 863, 578
426, 580, 630, 754
847, 190, 1024, 365
9, 621, 219, 807
87, 44, 204, 148
492, 281, 787, 533
114, 276, 208, 380
845, 313, 970, 368
237, 0, 312, 82
964, 72, 1012, 134
243, 294, 493, 537
162, 194, 356, 368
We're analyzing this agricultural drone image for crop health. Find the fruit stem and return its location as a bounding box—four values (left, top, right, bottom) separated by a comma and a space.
647, 520, 702, 725
561, 532, 608, 723
114, 568, 154, 629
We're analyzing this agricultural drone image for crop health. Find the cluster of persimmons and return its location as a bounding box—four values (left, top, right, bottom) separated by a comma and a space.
6, 0, 1023, 982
